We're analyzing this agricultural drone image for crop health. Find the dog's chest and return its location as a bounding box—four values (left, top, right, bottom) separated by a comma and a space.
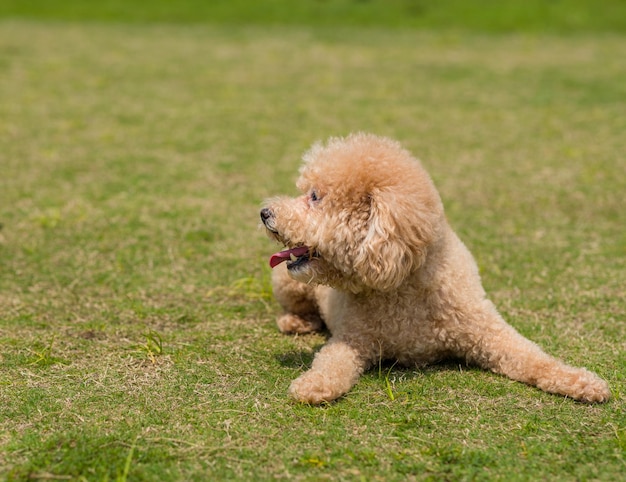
319, 288, 448, 360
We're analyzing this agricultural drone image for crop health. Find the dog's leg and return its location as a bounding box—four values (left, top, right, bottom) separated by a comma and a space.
271, 264, 324, 334
464, 302, 611, 403
289, 338, 367, 404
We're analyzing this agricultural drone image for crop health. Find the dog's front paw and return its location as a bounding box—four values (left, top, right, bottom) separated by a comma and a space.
277, 313, 323, 334
289, 371, 342, 404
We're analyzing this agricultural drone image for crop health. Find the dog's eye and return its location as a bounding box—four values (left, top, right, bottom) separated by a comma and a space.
310, 190, 320, 203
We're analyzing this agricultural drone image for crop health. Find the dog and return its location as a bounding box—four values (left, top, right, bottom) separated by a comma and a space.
260, 133, 610, 404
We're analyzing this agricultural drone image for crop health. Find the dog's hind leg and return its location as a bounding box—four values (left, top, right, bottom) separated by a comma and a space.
462, 302, 611, 403
272, 264, 324, 334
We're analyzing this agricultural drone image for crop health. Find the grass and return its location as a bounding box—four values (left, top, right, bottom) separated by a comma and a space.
1, 4, 625, 481
1, 0, 626, 32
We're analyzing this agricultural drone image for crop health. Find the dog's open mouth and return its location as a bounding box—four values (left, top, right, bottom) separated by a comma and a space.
269, 246, 318, 270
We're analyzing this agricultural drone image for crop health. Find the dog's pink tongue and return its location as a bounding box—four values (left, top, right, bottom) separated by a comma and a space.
269, 246, 310, 269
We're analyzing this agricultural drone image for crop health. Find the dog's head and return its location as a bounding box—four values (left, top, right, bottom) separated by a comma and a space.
261, 133, 444, 293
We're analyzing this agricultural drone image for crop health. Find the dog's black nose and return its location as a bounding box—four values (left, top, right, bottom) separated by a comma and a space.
260, 208, 272, 224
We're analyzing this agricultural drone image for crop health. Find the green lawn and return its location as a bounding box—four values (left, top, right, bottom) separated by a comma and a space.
2, 0, 626, 32
1, 4, 625, 481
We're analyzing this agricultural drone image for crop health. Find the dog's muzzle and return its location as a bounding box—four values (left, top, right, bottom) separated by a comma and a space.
261, 207, 319, 269
260, 208, 277, 233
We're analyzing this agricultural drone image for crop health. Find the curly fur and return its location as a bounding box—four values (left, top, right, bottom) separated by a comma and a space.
261, 133, 610, 405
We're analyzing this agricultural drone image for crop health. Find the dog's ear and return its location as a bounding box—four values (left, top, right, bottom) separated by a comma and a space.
352, 189, 438, 291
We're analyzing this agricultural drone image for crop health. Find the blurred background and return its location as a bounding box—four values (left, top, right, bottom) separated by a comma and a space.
2, 0, 626, 32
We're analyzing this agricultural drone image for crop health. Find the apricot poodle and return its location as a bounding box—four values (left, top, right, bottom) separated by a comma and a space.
260, 133, 610, 404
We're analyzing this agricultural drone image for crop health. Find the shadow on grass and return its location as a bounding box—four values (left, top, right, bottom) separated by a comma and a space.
275, 348, 320, 369
275, 342, 469, 379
